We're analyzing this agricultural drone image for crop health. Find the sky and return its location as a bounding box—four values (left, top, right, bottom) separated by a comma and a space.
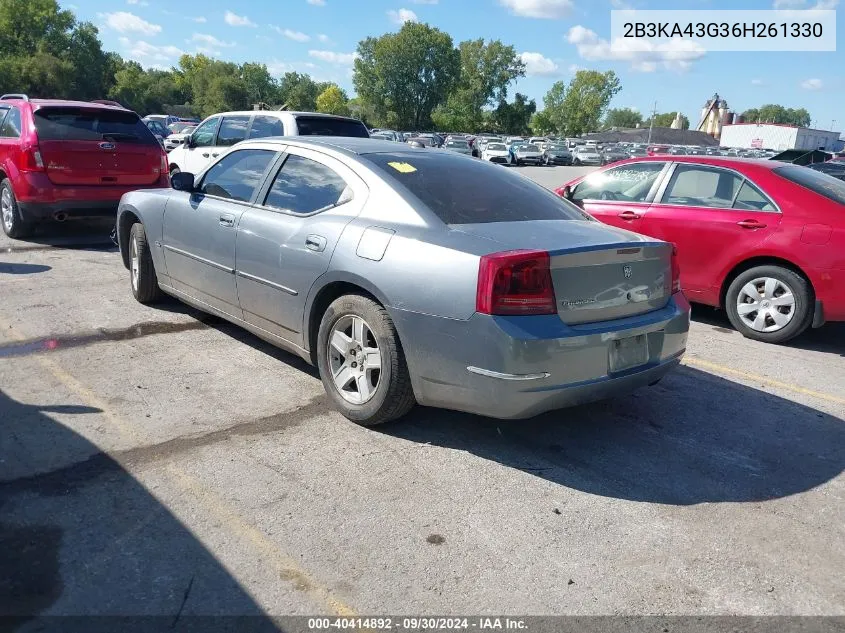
66, 0, 844, 131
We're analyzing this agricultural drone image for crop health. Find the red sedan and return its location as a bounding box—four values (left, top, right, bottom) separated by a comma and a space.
556, 156, 845, 344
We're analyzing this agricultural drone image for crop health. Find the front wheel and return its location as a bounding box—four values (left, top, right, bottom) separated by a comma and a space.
573, 158, 581, 166
129, 223, 165, 304
725, 265, 813, 344
317, 294, 416, 426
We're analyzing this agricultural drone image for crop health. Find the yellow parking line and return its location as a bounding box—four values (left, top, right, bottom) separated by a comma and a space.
0, 318, 356, 617
684, 357, 845, 406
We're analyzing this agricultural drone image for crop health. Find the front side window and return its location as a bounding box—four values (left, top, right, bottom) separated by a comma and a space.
0, 107, 21, 138
198, 149, 275, 202
264, 154, 350, 214
248, 116, 284, 140
573, 162, 665, 203
191, 117, 220, 147
661, 165, 742, 209
217, 116, 250, 147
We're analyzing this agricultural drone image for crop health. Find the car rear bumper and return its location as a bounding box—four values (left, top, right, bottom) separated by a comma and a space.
516, 156, 542, 163
13, 172, 170, 221
486, 155, 509, 163
391, 292, 691, 419
809, 266, 845, 322
546, 157, 573, 165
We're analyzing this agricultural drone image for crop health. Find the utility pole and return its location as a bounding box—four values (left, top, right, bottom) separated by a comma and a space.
647, 101, 657, 144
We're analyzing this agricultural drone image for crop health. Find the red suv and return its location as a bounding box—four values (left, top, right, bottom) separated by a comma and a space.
0, 94, 169, 238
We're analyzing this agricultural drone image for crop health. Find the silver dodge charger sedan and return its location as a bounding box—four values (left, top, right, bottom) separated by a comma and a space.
116, 138, 690, 426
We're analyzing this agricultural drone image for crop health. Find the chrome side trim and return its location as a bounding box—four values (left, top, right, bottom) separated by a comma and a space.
163, 244, 234, 274
236, 270, 298, 296
467, 366, 551, 381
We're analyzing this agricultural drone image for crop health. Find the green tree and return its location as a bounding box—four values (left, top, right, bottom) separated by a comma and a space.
241, 62, 279, 107
316, 84, 350, 116
644, 112, 690, 129
742, 104, 811, 127
603, 107, 643, 129
544, 70, 621, 137
492, 93, 535, 135
278, 71, 327, 111
530, 110, 555, 135
354, 22, 461, 129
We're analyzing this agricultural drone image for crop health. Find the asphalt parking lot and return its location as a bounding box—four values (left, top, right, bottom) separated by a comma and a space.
1, 165, 843, 622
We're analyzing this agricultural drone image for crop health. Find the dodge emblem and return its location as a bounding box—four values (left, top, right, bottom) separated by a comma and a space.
623, 265, 633, 279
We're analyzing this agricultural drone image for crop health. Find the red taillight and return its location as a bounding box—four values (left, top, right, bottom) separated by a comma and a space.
160, 151, 168, 173
671, 244, 681, 293
477, 250, 557, 315
20, 144, 44, 171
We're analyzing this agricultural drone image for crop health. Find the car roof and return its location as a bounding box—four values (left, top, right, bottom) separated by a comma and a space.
14, 99, 130, 111
204, 110, 363, 122
623, 155, 784, 171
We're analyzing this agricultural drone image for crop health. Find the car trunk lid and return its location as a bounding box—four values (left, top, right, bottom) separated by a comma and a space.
452, 220, 673, 324
33, 106, 163, 186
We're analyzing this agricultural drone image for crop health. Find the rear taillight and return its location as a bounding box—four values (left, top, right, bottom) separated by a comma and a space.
160, 151, 168, 173
671, 244, 681, 293
477, 250, 557, 315
21, 144, 44, 171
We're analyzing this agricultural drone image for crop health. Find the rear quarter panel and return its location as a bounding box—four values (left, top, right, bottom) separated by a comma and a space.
117, 189, 172, 274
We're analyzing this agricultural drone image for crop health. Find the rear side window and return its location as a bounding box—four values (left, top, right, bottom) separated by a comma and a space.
263, 154, 349, 214
775, 165, 845, 205
34, 107, 157, 144
294, 116, 369, 138
248, 115, 284, 139
0, 107, 21, 138
217, 116, 250, 147
661, 165, 742, 208
365, 152, 589, 224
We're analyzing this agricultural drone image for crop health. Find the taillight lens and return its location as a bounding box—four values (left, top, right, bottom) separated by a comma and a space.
21, 144, 44, 171
477, 250, 557, 315
160, 151, 168, 174
671, 244, 681, 293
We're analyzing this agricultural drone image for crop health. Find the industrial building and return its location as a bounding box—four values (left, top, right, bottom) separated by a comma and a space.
719, 123, 841, 151
696, 93, 735, 139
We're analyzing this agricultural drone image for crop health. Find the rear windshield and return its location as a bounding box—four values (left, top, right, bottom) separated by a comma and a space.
446, 140, 468, 148
774, 165, 845, 205
35, 107, 158, 144
365, 152, 590, 224
294, 116, 369, 137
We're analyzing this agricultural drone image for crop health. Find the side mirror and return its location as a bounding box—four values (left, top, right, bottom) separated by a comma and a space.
562, 185, 573, 200
183, 134, 193, 148
171, 171, 195, 192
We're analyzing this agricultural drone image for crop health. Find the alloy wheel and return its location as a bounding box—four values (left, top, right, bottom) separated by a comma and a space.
736, 277, 796, 333
328, 315, 382, 405
1, 188, 13, 232
130, 235, 140, 292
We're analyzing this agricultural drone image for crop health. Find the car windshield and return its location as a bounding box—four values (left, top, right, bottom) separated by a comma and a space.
487, 143, 506, 151
774, 165, 845, 205
293, 115, 369, 137
168, 121, 193, 134
447, 140, 468, 148
522, 145, 539, 152
365, 152, 590, 224
549, 144, 568, 151
34, 107, 159, 144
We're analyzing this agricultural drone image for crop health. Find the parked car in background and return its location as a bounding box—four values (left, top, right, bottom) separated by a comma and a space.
543, 142, 573, 166
513, 143, 543, 165
164, 125, 196, 152
601, 146, 629, 165
166, 110, 369, 176
407, 135, 438, 147
482, 142, 511, 164
444, 138, 473, 156
143, 114, 179, 128
807, 161, 845, 181
556, 156, 845, 343
117, 137, 689, 426
167, 121, 195, 135
572, 147, 602, 166
0, 94, 169, 238
144, 119, 168, 146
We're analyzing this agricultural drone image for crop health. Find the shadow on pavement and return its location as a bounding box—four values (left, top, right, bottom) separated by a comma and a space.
1, 220, 116, 253
383, 366, 845, 505
0, 389, 280, 629
0, 262, 52, 275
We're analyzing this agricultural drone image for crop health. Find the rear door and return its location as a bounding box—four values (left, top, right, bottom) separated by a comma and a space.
235, 147, 367, 342
571, 162, 668, 233
639, 163, 782, 302
32, 107, 162, 186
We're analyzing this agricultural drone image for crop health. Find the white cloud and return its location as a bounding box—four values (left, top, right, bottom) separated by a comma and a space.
317, 33, 332, 43
267, 59, 320, 77
100, 11, 161, 35
308, 49, 357, 64
387, 8, 418, 24
410, 0, 438, 3
193, 16, 207, 23
773, 0, 838, 7
519, 52, 560, 76
190, 33, 236, 48
498, 0, 573, 18
567, 25, 705, 72
801, 78, 823, 90
126, 0, 149, 5
119, 37, 184, 62
307, 0, 326, 5
751, 78, 765, 86
224, 10, 256, 27
568, 64, 583, 73
271, 26, 311, 42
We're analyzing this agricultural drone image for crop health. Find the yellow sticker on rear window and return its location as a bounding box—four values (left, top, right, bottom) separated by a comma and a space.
387, 161, 417, 173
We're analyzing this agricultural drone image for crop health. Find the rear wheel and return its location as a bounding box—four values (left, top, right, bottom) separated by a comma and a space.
129, 223, 165, 304
725, 265, 813, 344
317, 294, 415, 426
1, 179, 33, 239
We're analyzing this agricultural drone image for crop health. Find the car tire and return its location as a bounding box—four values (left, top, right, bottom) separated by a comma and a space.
317, 294, 416, 426
1, 179, 34, 239
725, 265, 814, 344
573, 158, 581, 166
129, 222, 165, 304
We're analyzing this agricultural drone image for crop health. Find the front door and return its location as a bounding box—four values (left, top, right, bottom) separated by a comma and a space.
181, 116, 220, 174
236, 148, 367, 344
639, 163, 782, 303
162, 148, 277, 317
571, 162, 668, 233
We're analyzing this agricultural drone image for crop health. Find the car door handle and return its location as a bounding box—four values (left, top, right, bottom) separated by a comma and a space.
737, 219, 767, 229
202, 152, 210, 158
618, 211, 641, 221
305, 234, 327, 252
211, 153, 219, 158
219, 215, 235, 228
